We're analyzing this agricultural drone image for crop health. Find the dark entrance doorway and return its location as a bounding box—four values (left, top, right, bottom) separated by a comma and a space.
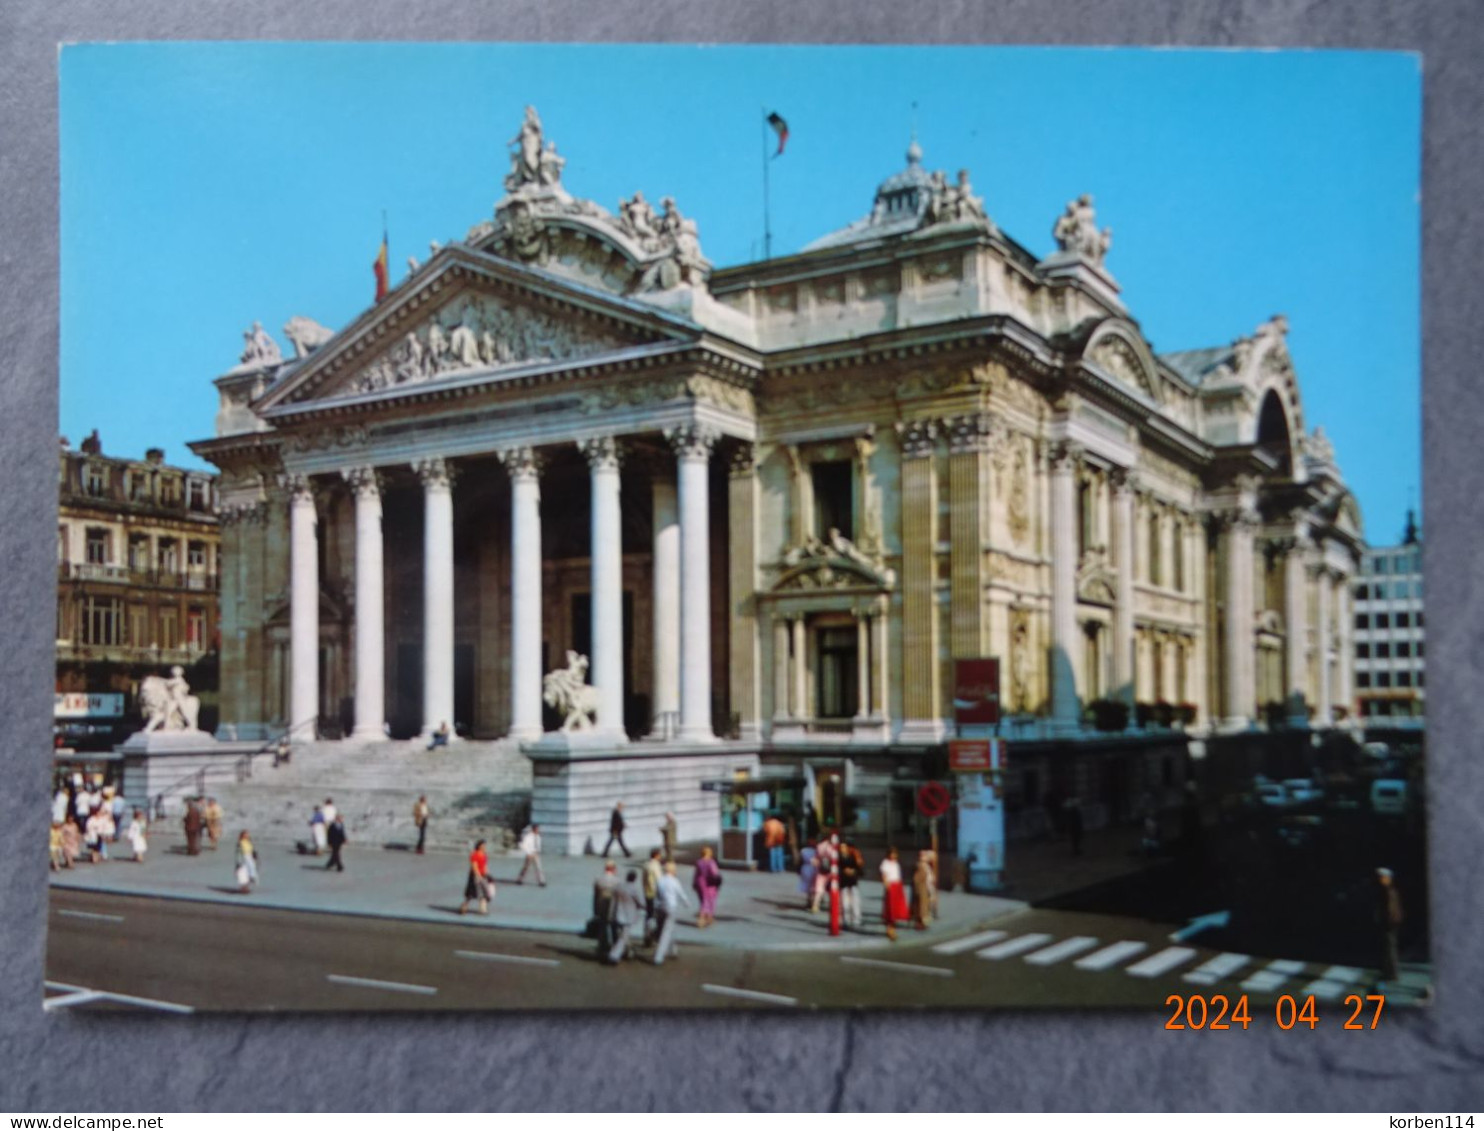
816, 625, 859, 719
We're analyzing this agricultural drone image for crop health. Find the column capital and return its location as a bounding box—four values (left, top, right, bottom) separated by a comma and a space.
1048, 439, 1084, 472
276, 472, 317, 505
412, 456, 456, 491
219, 501, 267, 526
1209, 504, 1260, 532
728, 442, 757, 478
341, 465, 384, 499
943, 411, 1004, 456
496, 445, 544, 482
894, 418, 938, 460
578, 434, 623, 471
664, 422, 720, 461
1108, 466, 1141, 495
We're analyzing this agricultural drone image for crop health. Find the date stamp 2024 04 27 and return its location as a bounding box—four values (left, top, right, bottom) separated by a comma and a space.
1164, 993, 1387, 1031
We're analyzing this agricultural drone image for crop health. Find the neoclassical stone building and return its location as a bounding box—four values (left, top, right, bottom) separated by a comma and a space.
195, 109, 1362, 817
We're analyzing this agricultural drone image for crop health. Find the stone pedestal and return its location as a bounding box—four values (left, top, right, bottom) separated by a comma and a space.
116, 731, 262, 817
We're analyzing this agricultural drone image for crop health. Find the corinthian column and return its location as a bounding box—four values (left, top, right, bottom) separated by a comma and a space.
1111, 468, 1137, 715
1313, 562, 1333, 726
1049, 441, 1082, 730
284, 474, 319, 741
498, 446, 543, 741
414, 457, 456, 740
650, 475, 680, 738
1221, 507, 1258, 727
580, 435, 626, 742
343, 467, 385, 739
666, 423, 719, 743
1284, 534, 1309, 721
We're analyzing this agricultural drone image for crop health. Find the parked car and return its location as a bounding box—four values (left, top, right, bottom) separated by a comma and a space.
1370, 779, 1408, 815
1255, 781, 1292, 809
1282, 779, 1325, 805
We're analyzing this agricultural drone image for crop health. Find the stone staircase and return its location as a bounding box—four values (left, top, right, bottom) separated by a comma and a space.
198, 737, 533, 853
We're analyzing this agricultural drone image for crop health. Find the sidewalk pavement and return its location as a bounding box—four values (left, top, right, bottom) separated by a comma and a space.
49, 831, 1026, 952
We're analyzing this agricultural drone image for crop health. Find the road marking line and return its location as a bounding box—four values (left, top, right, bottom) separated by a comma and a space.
1268, 959, 1306, 975
931, 929, 1008, 955
57, 909, 126, 923
1241, 960, 1305, 993
1302, 978, 1352, 1002
702, 983, 799, 1006
327, 974, 437, 996
976, 933, 1053, 960
1126, 946, 1197, 978
840, 956, 954, 977
1183, 953, 1251, 985
1075, 941, 1147, 971
455, 950, 561, 968
1024, 936, 1099, 965
43, 991, 104, 1011
1320, 965, 1364, 984
43, 985, 194, 1014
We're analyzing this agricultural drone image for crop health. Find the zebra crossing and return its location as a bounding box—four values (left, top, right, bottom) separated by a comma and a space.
930, 925, 1385, 997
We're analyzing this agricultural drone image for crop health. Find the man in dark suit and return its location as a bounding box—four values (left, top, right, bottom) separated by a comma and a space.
602, 801, 630, 858
325, 814, 348, 872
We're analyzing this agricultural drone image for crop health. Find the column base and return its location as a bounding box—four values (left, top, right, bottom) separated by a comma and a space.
851, 717, 891, 744
769, 719, 809, 744
1218, 716, 1254, 733
506, 724, 543, 743
349, 725, 387, 741
676, 726, 718, 744
523, 728, 630, 753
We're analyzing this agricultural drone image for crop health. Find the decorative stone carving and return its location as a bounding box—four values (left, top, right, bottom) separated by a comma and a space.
505, 105, 563, 195
634, 197, 708, 293
616, 191, 661, 249
139, 666, 202, 733
1300, 426, 1336, 467
283, 316, 335, 359
925, 168, 987, 225
1090, 335, 1156, 400
728, 442, 757, 478
239, 321, 282, 367
353, 292, 629, 395
895, 418, 938, 460
664, 423, 720, 461
219, 501, 267, 526
285, 424, 369, 454
413, 456, 454, 491
578, 434, 622, 471
778, 529, 896, 589
1009, 607, 1033, 713
501, 199, 551, 266
276, 472, 315, 504
341, 465, 383, 498
496, 445, 543, 482
1049, 439, 1085, 472
543, 651, 599, 732
1052, 194, 1112, 265
1009, 443, 1032, 546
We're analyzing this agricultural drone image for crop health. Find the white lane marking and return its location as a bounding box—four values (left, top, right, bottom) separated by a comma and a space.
1320, 965, 1364, 984
976, 933, 1054, 960
1302, 978, 1352, 1002
1183, 953, 1251, 985
454, 950, 561, 968
1241, 959, 1305, 993
931, 928, 1008, 955
1126, 947, 1198, 978
1025, 936, 1100, 966
57, 909, 126, 923
1075, 940, 1147, 971
327, 974, 437, 996
1268, 959, 1306, 974
702, 983, 799, 1006
43, 985, 193, 1014
840, 956, 954, 977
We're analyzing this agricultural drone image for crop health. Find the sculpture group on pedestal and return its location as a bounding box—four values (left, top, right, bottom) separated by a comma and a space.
1052, 193, 1113, 265
543, 651, 600, 732
139, 666, 202, 733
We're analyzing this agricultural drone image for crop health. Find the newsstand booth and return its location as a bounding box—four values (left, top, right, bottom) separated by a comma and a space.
701, 774, 806, 869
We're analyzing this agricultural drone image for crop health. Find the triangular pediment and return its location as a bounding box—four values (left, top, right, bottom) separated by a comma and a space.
254, 246, 701, 411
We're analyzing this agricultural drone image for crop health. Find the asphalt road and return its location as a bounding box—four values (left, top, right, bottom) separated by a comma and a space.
45, 888, 1387, 1016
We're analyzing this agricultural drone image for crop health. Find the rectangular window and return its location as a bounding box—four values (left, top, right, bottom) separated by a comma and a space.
129, 536, 151, 571
58, 526, 68, 563
82, 597, 123, 645
188, 479, 210, 513
159, 477, 180, 506
187, 541, 206, 568
1418, 641, 1425, 658
1356, 643, 1370, 659
85, 464, 108, 497
159, 609, 178, 650
187, 609, 205, 650
1376, 643, 1391, 659
1374, 581, 1389, 600
1418, 672, 1425, 688
1355, 613, 1369, 630
1397, 641, 1411, 658
85, 528, 109, 565
1147, 513, 1161, 586
1172, 521, 1185, 592
811, 461, 854, 542
1357, 672, 1371, 689
1376, 671, 1392, 688
1414, 580, 1424, 599
1397, 612, 1411, 628
1417, 612, 1425, 628
1353, 582, 1367, 599
129, 606, 150, 648
1376, 613, 1390, 630
1397, 671, 1413, 688
158, 539, 178, 574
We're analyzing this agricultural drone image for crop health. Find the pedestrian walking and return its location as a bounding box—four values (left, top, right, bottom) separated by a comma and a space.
880, 847, 909, 941
692, 845, 722, 928
1376, 866, 1404, 985
235, 830, 259, 893
516, 823, 546, 886
60, 820, 81, 867
182, 797, 203, 856
838, 838, 864, 929
93, 805, 115, 860
204, 798, 224, 851
659, 811, 678, 861
309, 804, 327, 855
652, 861, 693, 965
911, 849, 938, 930
1063, 795, 1084, 857
459, 839, 492, 915
608, 870, 644, 964
49, 822, 66, 871
51, 784, 70, 827
763, 813, 787, 873
602, 801, 630, 858
108, 789, 126, 843
642, 848, 664, 944
325, 813, 348, 872
799, 840, 819, 910
592, 860, 620, 958
412, 795, 430, 855
811, 833, 838, 914
126, 809, 148, 863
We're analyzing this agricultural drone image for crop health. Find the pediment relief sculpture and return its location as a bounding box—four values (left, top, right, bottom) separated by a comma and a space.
344, 293, 633, 397
1089, 334, 1157, 401
774, 529, 896, 591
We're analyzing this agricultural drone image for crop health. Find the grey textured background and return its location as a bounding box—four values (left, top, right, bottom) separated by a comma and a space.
2, 1, 1480, 1113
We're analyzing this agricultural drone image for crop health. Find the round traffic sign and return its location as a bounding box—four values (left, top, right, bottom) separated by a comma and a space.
916, 781, 951, 818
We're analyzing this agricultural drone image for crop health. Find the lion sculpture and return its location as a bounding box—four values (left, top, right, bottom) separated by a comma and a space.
542, 650, 599, 732
138, 666, 201, 733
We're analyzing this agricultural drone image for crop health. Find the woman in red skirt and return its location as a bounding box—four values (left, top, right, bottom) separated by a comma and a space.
880, 847, 910, 940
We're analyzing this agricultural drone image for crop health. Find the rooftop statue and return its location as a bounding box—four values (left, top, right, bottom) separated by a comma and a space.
1052, 193, 1113, 266
283, 315, 334, 359
239, 321, 282, 367
505, 105, 565, 194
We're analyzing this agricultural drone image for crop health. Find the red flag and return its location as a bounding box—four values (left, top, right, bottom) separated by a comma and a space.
767, 111, 789, 157
372, 229, 389, 303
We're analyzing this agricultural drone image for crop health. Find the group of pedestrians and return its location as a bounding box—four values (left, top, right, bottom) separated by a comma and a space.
591, 848, 706, 966
798, 832, 938, 940
48, 776, 151, 868
181, 796, 224, 855
306, 798, 349, 870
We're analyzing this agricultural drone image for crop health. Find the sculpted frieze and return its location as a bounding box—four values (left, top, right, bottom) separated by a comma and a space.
350, 293, 631, 397
987, 550, 1040, 592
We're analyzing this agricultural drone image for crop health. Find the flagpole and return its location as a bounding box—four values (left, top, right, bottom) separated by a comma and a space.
761, 108, 772, 261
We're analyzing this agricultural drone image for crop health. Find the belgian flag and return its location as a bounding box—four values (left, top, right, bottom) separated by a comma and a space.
767, 111, 789, 157
372, 225, 389, 303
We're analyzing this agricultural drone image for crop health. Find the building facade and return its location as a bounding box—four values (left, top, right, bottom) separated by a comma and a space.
194, 109, 1363, 774
1353, 512, 1424, 722
56, 431, 221, 742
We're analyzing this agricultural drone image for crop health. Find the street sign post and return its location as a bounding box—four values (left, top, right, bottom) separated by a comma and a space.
955, 737, 1006, 892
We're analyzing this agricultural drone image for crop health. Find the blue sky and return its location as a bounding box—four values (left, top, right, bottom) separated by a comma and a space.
60, 43, 1420, 542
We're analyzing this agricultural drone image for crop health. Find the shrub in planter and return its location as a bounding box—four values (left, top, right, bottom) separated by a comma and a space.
1153, 700, 1174, 728
1085, 698, 1129, 732
1135, 701, 1155, 728
1175, 703, 1197, 726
